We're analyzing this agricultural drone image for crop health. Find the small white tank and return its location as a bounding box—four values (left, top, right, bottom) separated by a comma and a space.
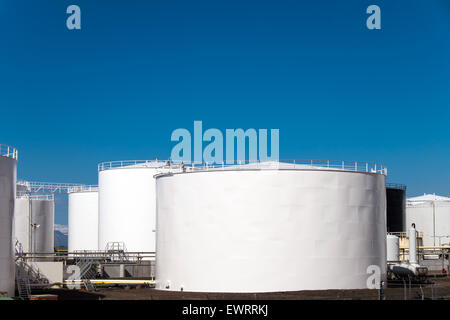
0, 145, 17, 297
386, 235, 400, 262
68, 186, 99, 252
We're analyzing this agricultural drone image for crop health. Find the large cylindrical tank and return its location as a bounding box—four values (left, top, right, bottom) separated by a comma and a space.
98, 160, 177, 254
155, 161, 387, 292
30, 195, 55, 253
0, 145, 17, 297
386, 184, 406, 233
68, 187, 99, 252
406, 194, 450, 246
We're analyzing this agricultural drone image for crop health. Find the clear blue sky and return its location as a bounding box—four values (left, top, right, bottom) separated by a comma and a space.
1, 1, 449, 225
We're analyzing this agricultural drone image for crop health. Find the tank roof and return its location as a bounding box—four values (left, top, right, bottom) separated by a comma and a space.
408, 194, 450, 201
154, 159, 387, 176
407, 193, 450, 204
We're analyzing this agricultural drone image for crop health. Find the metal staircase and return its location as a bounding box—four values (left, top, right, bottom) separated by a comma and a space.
15, 241, 30, 299
14, 240, 50, 299
105, 242, 130, 262
15, 262, 31, 300
75, 257, 98, 279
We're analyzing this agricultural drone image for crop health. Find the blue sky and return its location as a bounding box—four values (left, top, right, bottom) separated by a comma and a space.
1, 1, 449, 224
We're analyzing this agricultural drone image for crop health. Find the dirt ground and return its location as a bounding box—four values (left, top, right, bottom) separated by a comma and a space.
30, 275, 450, 300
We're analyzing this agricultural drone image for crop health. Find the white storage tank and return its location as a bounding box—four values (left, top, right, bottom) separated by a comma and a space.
14, 195, 31, 252
30, 195, 55, 254
68, 186, 99, 252
0, 145, 17, 297
15, 181, 31, 252
15, 194, 55, 254
406, 194, 450, 246
98, 160, 179, 254
386, 235, 400, 263
155, 160, 388, 292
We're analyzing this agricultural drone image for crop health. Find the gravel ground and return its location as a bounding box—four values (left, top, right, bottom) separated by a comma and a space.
30, 276, 450, 300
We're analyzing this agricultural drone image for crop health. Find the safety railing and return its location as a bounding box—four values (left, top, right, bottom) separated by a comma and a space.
29, 194, 54, 200
67, 185, 99, 193
16, 193, 54, 200
99, 159, 387, 175
388, 231, 424, 238
98, 159, 170, 171
23, 181, 87, 194
0, 144, 18, 160
16, 193, 29, 199
386, 183, 407, 190
407, 201, 450, 208
18, 251, 156, 263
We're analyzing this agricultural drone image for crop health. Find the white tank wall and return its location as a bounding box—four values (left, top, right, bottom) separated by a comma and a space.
99, 167, 161, 253
68, 191, 99, 251
31, 199, 54, 253
155, 169, 387, 292
435, 204, 450, 245
14, 197, 31, 252
0, 156, 17, 297
406, 203, 450, 246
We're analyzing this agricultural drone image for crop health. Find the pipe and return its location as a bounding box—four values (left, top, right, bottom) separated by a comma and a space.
119, 264, 125, 278
409, 224, 417, 264
432, 202, 436, 246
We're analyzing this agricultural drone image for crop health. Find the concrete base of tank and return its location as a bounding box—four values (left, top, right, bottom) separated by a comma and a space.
101, 263, 155, 279
28, 261, 64, 284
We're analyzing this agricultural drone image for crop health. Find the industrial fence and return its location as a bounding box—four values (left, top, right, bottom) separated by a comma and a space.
383, 279, 438, 300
